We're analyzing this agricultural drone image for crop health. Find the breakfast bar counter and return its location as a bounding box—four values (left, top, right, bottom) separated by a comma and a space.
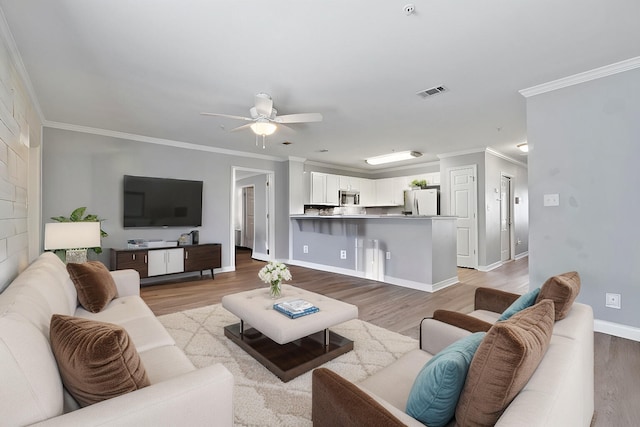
289, 215, 458, 292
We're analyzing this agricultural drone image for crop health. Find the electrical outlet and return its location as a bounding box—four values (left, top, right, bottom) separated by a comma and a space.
386, 251, 391, 260
340, 250, 347, 260
605, 293, 621, 309
303, 245, 309, 254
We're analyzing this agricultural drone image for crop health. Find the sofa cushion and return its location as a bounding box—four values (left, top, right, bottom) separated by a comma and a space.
406, 332, 485, 427
50, 314, 150, 407
498, 287, 540, 321
67, 261, 118, 313
535, 271, 580, 320
455, 299, 555, 426
0, 314, 64, 426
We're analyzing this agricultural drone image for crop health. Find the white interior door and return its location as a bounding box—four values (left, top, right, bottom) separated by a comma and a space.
449, 166, 478, 268
500, 175, 512, 262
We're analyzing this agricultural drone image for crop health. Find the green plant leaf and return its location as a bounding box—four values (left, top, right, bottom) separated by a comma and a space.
83, 214, 99, 222
50, 216, 70, 222
69, 207, 87, 222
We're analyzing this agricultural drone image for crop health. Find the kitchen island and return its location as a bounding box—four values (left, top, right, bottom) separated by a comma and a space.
289, 214, 458, 292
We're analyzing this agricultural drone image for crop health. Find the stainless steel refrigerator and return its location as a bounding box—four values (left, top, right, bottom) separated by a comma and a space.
404, 189, 438, 216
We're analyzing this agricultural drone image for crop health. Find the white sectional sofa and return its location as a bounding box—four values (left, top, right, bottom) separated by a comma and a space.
0, 252, 234, 426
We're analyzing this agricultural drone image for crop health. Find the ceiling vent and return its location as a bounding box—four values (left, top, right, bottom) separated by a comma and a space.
416, 85, 448, 99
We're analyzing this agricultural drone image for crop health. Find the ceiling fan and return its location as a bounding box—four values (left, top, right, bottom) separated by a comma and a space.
201, 93, 323, 148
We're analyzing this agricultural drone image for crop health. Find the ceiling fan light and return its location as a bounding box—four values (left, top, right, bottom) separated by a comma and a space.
250, 121, 277, 136
365, 151, 422, 165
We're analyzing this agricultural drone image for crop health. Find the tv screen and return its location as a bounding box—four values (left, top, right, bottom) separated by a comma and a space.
123, 175, 203, 228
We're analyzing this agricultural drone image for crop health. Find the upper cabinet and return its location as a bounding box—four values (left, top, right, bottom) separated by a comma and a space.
374, 177, 405, 206
310, 172, 339, 205
359, 178, 375, 206
406, 172, 441, 187
339, 175, 360, 191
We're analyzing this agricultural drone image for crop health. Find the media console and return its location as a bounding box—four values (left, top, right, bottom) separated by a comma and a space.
110, 243, 221, 280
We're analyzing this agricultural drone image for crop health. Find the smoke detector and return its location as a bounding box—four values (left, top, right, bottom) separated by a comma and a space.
416, 85, 448, 99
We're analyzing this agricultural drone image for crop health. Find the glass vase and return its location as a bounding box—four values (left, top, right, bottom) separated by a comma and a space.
269, 280, 282, 299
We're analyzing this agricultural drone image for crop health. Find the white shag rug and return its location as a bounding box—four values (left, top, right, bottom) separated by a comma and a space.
158, 304, 418, 427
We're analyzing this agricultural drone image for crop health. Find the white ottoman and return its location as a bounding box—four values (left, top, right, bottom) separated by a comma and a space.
221, 284, 358, 381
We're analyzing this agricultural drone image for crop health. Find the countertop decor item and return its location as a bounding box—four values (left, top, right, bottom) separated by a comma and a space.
258, 261, 292, 298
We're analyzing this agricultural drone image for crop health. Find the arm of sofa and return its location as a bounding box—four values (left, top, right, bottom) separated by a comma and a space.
109, 269, 141, 297
32, 364, 234, 427
474, 287, 519, 313
419, 317, 474, 354
312, 368, 411, 427
433, 309, 493, 333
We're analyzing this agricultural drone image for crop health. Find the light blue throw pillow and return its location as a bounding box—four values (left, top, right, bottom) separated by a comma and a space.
498, 287, 541, 321
406, 332, 485, 427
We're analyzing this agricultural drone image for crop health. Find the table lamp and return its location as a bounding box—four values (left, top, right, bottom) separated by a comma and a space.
44, 222, 101, 264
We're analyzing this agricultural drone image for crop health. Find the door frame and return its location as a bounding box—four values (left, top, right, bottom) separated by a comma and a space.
241, 184, 255, 250
230, 167, 276, 270
446, 164, 478, 269
500, 172, 516, 261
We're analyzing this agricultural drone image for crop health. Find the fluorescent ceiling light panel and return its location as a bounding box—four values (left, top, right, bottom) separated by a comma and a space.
365, 151, 422, 165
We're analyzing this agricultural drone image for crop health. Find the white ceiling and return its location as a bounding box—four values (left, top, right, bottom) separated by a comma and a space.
2, 1, 639, 171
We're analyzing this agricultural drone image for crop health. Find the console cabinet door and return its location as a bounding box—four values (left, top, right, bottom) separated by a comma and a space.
184, 244, 221, 273
113, 250, 148, 278
147, 248, 185, 276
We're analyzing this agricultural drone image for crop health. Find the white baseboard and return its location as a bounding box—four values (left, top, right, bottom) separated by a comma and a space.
515, 251, 529, 260
251, 252, 270, 262
594, 319, 640, 342
478, 261, 503, 272
286, 259, 457, 293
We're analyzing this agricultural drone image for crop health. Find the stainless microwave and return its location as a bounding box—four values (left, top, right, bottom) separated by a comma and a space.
339, 190, 360, 205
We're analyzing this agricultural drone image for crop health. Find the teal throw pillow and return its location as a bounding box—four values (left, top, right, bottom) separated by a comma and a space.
498, 287, 541, 321
406, 332, 485, 427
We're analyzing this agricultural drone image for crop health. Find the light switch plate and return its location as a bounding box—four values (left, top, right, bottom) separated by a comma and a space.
544, 194, 559, 206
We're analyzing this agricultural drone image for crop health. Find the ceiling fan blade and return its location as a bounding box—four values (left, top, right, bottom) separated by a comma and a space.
254, 93, 273, 117
201, 112, 253, 121
229, 123, 254, 132
274, 113, 323, 123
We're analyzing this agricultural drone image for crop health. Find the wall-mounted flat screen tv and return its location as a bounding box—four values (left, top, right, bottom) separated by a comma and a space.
123, 175, 203, 228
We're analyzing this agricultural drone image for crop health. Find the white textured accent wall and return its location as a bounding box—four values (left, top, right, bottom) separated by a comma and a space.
0, 26, 41, 291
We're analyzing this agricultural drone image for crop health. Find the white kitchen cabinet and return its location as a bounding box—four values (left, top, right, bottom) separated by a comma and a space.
359, 178, 375, 206
339, 175, 360, 191
375, 177, 404, 206
147, 248, 184, 276
310, 172, 339, 205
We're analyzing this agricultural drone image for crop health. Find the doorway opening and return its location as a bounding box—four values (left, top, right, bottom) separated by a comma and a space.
500, 173, 515, 262
230, 167, 275, 270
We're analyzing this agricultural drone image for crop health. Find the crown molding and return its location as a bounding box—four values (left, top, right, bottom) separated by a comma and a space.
437, 147, 486, 159
519, 56, 640, 98
0, 8, 45, 123
365, 160, 441, 176
44, 121, 286, 162
486, 148, 528, 168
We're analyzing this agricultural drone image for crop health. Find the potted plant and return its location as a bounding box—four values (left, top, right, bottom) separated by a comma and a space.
410, 179, 428, 189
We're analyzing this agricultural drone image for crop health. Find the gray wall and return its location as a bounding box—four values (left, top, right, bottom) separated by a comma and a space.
526, 68, 640, 327
42, 128, 289, 269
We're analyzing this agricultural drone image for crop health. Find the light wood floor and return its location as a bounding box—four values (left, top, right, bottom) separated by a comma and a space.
140, 248, 639, 426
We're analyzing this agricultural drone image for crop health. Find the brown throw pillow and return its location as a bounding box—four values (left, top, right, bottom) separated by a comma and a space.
535, 271, 580, 320
67, 261, 118, 313
50, 314, 150, 407
455, 299, 555, 426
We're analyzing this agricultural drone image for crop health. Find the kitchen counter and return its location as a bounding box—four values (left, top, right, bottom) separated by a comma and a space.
289, 215, 458, 292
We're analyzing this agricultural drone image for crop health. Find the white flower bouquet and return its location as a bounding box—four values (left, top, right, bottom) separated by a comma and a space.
258, 261, 292, 298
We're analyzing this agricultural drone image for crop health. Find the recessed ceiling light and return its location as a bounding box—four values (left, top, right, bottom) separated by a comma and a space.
517, 142, 528, 153
365, 151, 422, 165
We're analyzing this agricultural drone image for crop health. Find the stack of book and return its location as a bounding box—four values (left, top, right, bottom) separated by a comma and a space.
273, 299, 319, 319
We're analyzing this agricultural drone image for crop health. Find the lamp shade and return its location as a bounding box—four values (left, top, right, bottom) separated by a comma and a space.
44, 222, 101, 250
250, 120, 277, 136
